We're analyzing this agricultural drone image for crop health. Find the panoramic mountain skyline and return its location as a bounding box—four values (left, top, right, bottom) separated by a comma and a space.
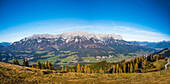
0, 0, 170, 42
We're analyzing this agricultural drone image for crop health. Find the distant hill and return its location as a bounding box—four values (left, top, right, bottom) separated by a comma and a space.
131, 41, 170, 50
0, 42, 12, 46
88, 48, 170, 73
153, 48, 170, 57
0, 45, 4, 48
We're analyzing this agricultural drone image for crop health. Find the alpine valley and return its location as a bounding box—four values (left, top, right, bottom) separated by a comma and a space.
0, 31, 155, 67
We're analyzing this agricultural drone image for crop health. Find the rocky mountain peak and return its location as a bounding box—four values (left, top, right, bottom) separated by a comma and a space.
22, 31, 123, 42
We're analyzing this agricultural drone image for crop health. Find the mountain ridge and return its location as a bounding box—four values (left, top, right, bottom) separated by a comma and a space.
21, 31, 123, 43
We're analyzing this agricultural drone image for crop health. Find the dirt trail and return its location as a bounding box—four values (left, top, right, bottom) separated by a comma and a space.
165, 58, 169, 70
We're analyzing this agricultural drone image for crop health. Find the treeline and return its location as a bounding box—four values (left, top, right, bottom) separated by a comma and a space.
13, 59, 55, 70
60, 64, 91, 73
32, 60, 55, 70
12, 54, 165, 74
13, 58, 29, 66
65, 54, 165, 74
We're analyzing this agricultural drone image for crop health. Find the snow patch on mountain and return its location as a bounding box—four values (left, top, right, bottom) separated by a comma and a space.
22, 31, 123, 43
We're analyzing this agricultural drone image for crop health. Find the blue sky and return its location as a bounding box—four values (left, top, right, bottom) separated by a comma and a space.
0, 0, 170, 42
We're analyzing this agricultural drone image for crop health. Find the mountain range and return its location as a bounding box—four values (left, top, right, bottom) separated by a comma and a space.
0, 42, 12, 46
132, 41, 170, 50
0, 31, 155, 65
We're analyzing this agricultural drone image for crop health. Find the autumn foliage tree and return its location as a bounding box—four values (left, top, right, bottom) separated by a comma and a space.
81, 65, 84, 73
116, 64, 119, 73
135, 63, 138, 72
130, 63, 133, 73
45, 61, 49, 69
41, 63, 45, 69
36, 60, 41, 69
61, 66, 64, 72
123, 63, 126, 73
128, 63, 130, 73
35, 60, 54, 70
65, 66, 68, 72
87, 67, 91, 74
48, 62, 54, 70
84, 65, 87, 73
112, 65, 115, 73
77, 64, 81, 72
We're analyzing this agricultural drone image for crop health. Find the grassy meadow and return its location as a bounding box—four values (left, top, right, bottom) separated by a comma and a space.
0, 60, 170, 84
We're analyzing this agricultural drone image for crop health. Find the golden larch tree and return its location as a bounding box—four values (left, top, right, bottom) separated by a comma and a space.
65, 66, 68, 72
123, 63, 126, 73
87, 67, 91, 74
61, 66, 64, 72
135, 63, 138, 72
130, 63, 133, 73
84, 65, 87, 73
116, 64, 119, 73
112, 65, 115, 73
81, 65, 84, 73
77, 64, 81, 72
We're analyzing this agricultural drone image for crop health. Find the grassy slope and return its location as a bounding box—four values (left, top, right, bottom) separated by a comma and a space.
145, 59, 167, 72
0, 62, 170, 84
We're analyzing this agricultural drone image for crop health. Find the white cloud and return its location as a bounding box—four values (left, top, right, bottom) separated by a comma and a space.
0, 20, 169, 42
111, 26, 170, 42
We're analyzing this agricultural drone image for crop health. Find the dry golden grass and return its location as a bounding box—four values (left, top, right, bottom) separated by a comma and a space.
0, 62, 170, 84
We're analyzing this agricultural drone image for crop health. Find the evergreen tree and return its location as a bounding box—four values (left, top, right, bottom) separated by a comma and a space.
77, 64, 81, 72
13, 59, 16, 64
36, 60, 41, 69
51, 64, 54, 70
15, 59, 20, 65
23, 58, 26, 66
25, 59, 29, 67
150, 54, 153, 62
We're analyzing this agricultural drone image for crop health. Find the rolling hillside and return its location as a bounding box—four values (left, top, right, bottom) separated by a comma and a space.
0, 60, 170, 84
